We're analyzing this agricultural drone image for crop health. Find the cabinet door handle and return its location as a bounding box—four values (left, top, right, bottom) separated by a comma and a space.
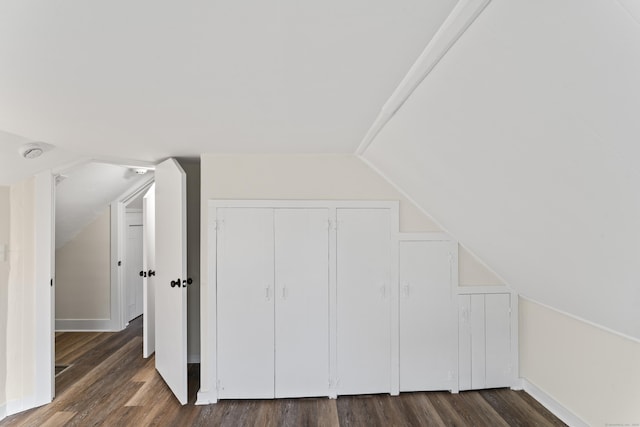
403, 283, 410, 298
380, 285, 387, 299
265, 285, 271, 301
281, 286, 287, 300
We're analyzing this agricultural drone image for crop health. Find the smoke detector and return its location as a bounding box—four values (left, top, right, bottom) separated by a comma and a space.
19, 143, 45, 159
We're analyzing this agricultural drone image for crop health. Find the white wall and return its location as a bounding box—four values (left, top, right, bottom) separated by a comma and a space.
363, 0, 640, 342
358, 1, 640, 422
520, 298, 640, 426
0, 186, 10, 417
200, 154, 500, 285
55, 208, 111, 324
5, 178, 36, 408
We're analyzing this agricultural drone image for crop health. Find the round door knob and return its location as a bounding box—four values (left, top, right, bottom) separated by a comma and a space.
170, 279, 180, 288
182, 278, 193, 287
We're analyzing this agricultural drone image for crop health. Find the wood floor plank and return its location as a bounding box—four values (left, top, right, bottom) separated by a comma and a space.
398, 392, 447, 427
0, 316, 568, 427
38, 411, 76, 427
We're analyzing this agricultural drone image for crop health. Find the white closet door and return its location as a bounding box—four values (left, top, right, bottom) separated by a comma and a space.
274, 209, 329, 398
336, 208, 391, 394
216, 208, 275, 398
399, 240, 454, 391
485, 293, 511, 388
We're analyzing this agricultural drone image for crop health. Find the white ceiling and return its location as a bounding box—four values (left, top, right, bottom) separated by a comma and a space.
55, 162, 152, 249
0, 130, 86, 185
4, 0, 639, 341
0, 0, 456, 175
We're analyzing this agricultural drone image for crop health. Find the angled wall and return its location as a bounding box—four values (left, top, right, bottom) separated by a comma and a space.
361, 0, 640, 423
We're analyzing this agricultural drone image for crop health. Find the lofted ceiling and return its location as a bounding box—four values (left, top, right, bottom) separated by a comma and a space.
363, 0, 640, 340
55, 162, 152, 249
0, 0, 456, 175
3, 0, 639, 341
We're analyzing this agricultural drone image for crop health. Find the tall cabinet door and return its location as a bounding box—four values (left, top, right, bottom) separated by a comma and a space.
336, 208, 391, 394
216, 208, 275, 398
274, 209, 329, 398
399, 240, 454, 391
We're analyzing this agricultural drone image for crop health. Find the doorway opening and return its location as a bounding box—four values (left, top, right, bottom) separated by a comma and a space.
53, 160, 154, 396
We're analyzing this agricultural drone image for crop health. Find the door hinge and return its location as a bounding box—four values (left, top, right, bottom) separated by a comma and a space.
329, 378, 340, 389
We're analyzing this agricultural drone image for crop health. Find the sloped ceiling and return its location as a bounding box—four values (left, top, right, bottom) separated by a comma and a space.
0, 130, 86, 185
3, 0, 639, 340
0, 0, 456, 169
56, 162, 152, 249
363, 0, 640, 339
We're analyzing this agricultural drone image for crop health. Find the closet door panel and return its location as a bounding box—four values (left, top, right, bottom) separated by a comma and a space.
470, 294, 486, 389
399, 240, 454, 391
274, 209, 329, 398
458, 295, 472, 391
216, 208, 275, 398
485, 293, 511, 388
336, 208, 391, 394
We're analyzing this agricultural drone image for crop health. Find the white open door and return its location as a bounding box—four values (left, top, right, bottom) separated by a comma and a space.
154, 159, 188, 404
142, 183, 156, 358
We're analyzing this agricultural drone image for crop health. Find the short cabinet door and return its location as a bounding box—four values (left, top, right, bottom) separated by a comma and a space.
458, 293, 512, 390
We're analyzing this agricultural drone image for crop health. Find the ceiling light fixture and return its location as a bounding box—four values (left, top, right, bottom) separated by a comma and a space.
133, 168, 148, 175
19, 142, 45, 160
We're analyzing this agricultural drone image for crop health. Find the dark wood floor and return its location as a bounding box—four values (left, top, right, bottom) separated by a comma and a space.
1, 317, 566, 426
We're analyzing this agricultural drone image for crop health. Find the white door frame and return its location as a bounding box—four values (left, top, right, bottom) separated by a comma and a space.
112, 178, 155, 330
34, 170, 55, 404
27, 159, 154, 416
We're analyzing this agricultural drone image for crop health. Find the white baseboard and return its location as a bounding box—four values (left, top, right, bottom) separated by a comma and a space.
55, 318, 120, 332
195, 389, 217, 405
0, 402, 6, 421
6, 395, 39, 417
520, 378, 589, 427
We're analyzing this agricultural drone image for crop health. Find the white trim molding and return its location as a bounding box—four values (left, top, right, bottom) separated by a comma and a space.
520, 378, 589, 427
55, 318, 118, 332
356, 0, 492, 154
